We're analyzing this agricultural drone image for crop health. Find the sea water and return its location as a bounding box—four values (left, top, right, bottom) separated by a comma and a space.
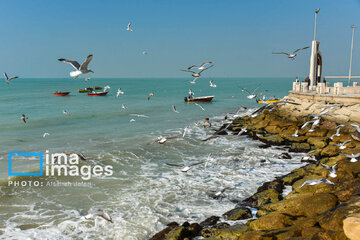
0, 77, 306, 239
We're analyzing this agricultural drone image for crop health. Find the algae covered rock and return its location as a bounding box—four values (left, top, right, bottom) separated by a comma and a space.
307, 136, 328, 149
290, 142, 311, 152
259, 134, 285, 145
223, 207, 252, 221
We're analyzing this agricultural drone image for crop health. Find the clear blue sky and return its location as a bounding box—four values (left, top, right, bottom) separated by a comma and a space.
0, 0, 359, 78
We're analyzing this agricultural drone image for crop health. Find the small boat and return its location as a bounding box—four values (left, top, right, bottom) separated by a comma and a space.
87, 92, 108, 96
94, 86, 102, 90
78, 88, 93, 93
256, 98, 280, 104
184, 96, 214, 102
54, 91, 70, 96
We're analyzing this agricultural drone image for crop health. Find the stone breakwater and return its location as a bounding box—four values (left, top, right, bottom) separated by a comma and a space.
149, 105, 360, 240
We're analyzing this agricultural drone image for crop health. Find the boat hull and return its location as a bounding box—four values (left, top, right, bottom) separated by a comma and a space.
53, 92, 70, 96
184, 96, 214, 102
87, 92, 108, 96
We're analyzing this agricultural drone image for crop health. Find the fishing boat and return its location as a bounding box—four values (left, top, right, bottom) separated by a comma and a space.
87, 91, 108, 96
256, 98, 280, 104
94, 86, 102, 90
78, 87, 93, 93
53, 91, 70, 96
184, 96, 214, 102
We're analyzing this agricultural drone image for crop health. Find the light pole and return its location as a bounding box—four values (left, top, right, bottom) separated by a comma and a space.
314, 8, 320, 41
348, 25, 356, 86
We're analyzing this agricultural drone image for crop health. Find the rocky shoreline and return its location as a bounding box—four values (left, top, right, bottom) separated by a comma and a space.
149, 103, 360, 240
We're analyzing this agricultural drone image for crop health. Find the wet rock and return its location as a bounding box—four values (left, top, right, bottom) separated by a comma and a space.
264, 125, 282, 134
249, 212, 300, 230
321, 145, 340, 157
307, 137, 328, 149
290, 142, 311, 152
223, 207, 252, 221
244, 188, 281, 208
259, 134, 285, 145
258, 143, 271, 149
199, 216, 220, 228
150, 223, 179, 240
201, 224, 249, 239
282, 168, 307, 185
280, 152, 292, 159
18, 223, 39, 230
305, 129, 328, 137
343, 216, 360, 240
188, 223, 202, 237
335, 180, 360, 202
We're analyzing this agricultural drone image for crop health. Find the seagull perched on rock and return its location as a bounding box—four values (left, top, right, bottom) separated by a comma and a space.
148, 92, 154, 100
126, 22, 133, 31
21, 114, 28, 123
83, 209, 113, 223
4, 72, 19, 84
166, 162, 203, 172
321, 163, 337, 178
299, 178, 335, 188
172, 105, 179, 113
58, 54, 94, 79
210, 80, 217, 88
333, 140, 352, 150
340, 153, 360, 162
272, 46, 310, 60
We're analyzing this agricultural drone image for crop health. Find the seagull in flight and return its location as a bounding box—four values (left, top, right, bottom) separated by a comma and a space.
272, 47, 310, 60
301, 150, 316, 161
194, 103, 205, 111
330, 124, 345, 139
320, 104, 342, 113
321, 163, 337, 178
117, 88, 124, 97
43, 133, 50, 138
315, 8, 320, 13
241, 85, 266, 99
333, 140, 352, 150
190, 77, 199, 84
148, 92, 154, 100
172, 105, 179, 113
21, 114, 28, 123
122, 104, 127, 109
130, 119, 135, 122
103, 85, 110, 92
63, 109, 69, 115
237, 126, 248, 135
299, 179, 334, 188
340, 153, 360, 162
181, 65, 214, 78
129, 114, 149, 118
166, 162, 203, 172
187, 62, 213, 70
210, 80, 217, 88
4, 72, 19, 84
83, 209, 113, 223
126, 23, 133, 31
189, 88, 194, 96
58, 54, 94, 79
155, 136, 181, 145
208, 187, 230, 199
291, 129, 299, 137
182, 127, 189, 137
351, 124, 360, 133
309, 111, 331, 120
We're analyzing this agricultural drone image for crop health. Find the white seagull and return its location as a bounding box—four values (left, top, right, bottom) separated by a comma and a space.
299, 179, 335, 188
333, 140, 352, 150
320, 103, 342, 113
190, 77, 199, 84
166, 162, 203, 172
130, 119, 136, 122
122, 104, 127, 109
330, 124, 345, 140
241, 85, 267, 99
210, 80, 217, 88
83, 209, 113, 223
130, 114, 149, 118
4, 72, 19, 84
126, 22, 133, 31
321, 163, 338, 178
155, 136, 181, 145
187, 62, 213, 70
301, 150, 317, 161
351, 124, 360, 133
172, 105, 179, 113
309, 111, 331, 120
58, 54, 94, 79
237, 126, 248, 135
194, 103, 205, 111
43, 133, 50, 138
291, 129, 299, 137
148, 92, 154, 100
103, 85, 110, 92
116, 88, 124, 97
272, 46, 310, 60
63, 110, 69, 115
181, 65, 214, 78
340, 153, 360, 162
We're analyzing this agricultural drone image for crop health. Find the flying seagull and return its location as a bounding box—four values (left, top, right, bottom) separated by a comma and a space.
155, 136, 181, 145
129, 114, 149, 118
272, 46, 310, 60
330, 124, 345, 139
210, 80, 217, 88
166, 162, 203, 172
309, 111, 331, 120
43, 133, 50, 138
126, 23, 133, 31
58, 54, 94, 79
117, 88, 124, 97
4, 72, 19, 84
237, 126, 248, 135
63, 109, 69, 115
340, 153, 360, 162
122, 104, 127, 109
83, 209, 113, 223
172, 105, 179, 113
190, 77, 199, 84
194, 103, 205, 111
103, 85, 110, 92
187, 62, 213, 70
320, 103, 341, 113
241, 85, 266, 99
21, 114, 28, 123
321, 163, 337, 178
299, 178, 334, 188
301, 150, 317, 161
208, 187, 230, 199
148, 92, 154, 100
291, 129, 299, 137
333, 140, 352, 150
351, 124, 360, 133
181, 65, 214, 78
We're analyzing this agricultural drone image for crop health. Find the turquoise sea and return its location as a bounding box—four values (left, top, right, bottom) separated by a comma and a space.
0, 77, 307, 239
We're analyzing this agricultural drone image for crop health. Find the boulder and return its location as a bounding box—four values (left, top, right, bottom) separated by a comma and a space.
223, 207, 252, 221
343, 216, 360, 240
259, 134, 286, 145
290, 142, 311, 152
307, 137, 328, 149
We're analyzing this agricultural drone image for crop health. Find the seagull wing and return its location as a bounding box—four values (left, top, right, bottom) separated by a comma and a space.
342, 140, 352, 145
3, 72, 9, 80
189, 162, 203, 167
80, 54, 93, 70
340, 153, 352, 158
199, 64, 214, 73
332, 164, 338, 171
354, 153, 360, 157
321, 163, 331, 171
241, 88, 251, 95
272, 52, 290, 56
181, 69, 196, 74
199, 61, 212, 68
194, 103, 205, 111
58, 58, 81, 70
166, 163, 184, 167
187, 65, 198, 70
251, 84, 262, 94
8, 76, 19, 81
293, 46, 310, 54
